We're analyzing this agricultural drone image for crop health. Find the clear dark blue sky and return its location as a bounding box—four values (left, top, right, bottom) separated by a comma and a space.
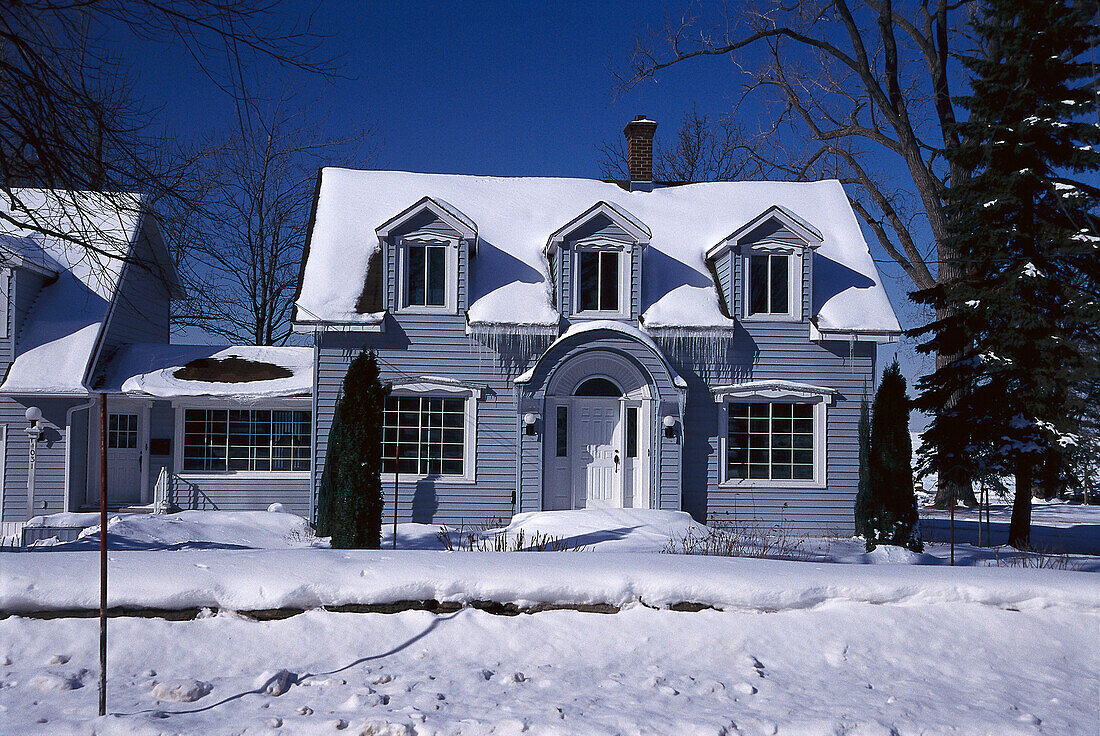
127, 0, 920, 379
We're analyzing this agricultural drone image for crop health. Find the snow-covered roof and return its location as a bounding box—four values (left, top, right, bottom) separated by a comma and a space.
296, 169, 900, 334
102, 344, 313, 400
0, 189, 147, 395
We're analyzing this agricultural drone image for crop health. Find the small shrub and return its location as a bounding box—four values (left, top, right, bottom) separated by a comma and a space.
662, 518, 826, 562
983, 547, 1079, 571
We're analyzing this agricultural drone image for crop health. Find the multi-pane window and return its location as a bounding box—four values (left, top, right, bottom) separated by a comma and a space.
578, 250, 619, 312
405, 243, 447, 307
727, 402, 814, 481
749, 253, 790, 315
382, 396, 465, 476
108, 414, 138, 449
183, 409, 310, 472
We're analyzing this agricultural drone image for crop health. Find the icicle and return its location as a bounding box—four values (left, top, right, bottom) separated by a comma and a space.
468, 322, 557, 375
645, 325, 738, 382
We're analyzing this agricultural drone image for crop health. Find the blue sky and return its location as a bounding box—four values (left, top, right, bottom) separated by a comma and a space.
126, 0, 926, 382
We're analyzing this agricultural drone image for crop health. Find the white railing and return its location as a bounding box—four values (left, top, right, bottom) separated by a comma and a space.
152, 466, 170, 514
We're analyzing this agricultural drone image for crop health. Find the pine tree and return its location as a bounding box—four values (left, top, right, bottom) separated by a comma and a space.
912, 0, 1100, 549
856, 364, 922, 552
315, 351, 389, 549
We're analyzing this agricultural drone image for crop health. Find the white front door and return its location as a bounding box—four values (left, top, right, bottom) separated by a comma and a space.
571, 399, 622, 508
106, 412, 141, 506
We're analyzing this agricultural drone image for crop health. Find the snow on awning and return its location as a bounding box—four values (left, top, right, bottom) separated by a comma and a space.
711, 380, 837, 404
103, 344, 313, 400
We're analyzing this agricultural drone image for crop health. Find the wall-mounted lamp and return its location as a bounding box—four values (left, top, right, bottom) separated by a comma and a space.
25, 406, 43, 440
523, 412, 538, 436
662, 414, 677, 439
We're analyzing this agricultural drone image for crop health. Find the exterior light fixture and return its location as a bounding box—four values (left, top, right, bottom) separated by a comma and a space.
25, 406, 43, 518
523, 412, 538, 436
662, 414, 677, 438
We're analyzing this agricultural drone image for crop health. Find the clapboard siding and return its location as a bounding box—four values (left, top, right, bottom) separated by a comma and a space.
0, 396, 83, 523
672, 321, 876, 536
313, 308, 878, 535
170, 474, 312, 517
317, 315, 524, 527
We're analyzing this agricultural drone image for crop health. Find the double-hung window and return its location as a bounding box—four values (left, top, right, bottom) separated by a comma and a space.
726, 402, 815, 481
577, 250, 620, 313
183, 408, 311, 472
748, 253, 790, 316
383, 396, 467, 476
404, 243, 447, 308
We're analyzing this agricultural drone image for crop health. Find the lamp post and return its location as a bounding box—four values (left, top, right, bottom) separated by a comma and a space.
24, 406, 43, 519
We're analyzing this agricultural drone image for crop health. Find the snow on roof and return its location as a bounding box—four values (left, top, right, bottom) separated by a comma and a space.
103, 344, 313, 400
298, 169, 900, 334
0, 189, 144, 395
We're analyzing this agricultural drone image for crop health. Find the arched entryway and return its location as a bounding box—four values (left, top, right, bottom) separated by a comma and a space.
542, 351, 653, 511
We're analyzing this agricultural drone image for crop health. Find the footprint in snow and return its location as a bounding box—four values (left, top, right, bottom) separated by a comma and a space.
734, 682, 758, 696
46, 654, 70, 665
478, 669, 494, 681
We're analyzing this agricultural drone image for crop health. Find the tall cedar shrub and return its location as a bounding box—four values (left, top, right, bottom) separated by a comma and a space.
315, 351, 389, 549
870, 361, 921, 551
853, 389, 874, 547
910, 0, 1099, 548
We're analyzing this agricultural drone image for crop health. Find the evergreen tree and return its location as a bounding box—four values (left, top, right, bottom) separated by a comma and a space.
854, 389, 874, 547
912, 0, 1100, 548
315, 351, 389, 549
857, 363, 923, 552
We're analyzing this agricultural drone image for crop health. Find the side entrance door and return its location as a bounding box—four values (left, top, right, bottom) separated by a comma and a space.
571, 398, 622, 508
106, 411, 142, 506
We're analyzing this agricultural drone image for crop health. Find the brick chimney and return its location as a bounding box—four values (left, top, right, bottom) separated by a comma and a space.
623, 115, 658, 191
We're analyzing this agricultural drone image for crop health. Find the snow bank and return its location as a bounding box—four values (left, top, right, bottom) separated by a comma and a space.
2, 546, 1096, 616
298, 170, 899, 334
103, 343, 313, 399
23, 512, 103, 529
59, 510, 318, 550
490, 509, 708, 553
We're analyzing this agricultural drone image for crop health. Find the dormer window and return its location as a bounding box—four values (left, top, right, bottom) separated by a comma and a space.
405, 242, 447, 307
748, 253, 790, 316
705, 205, 824, 324
375, 196, 477, 317
545, 201, 650, 322
578, 250, 620, 313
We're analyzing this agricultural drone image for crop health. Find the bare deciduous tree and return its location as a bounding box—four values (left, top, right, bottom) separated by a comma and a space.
618, 0, 981, 506
1, 0, 332, 264
171, 95, 371, 345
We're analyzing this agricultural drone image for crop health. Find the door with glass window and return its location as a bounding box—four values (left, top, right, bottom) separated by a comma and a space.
106, 411, 142, 505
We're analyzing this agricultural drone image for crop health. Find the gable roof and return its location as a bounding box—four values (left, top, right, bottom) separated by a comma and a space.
544, 200, 651, 253
375, 195, 478, 241
0, 188, 171, 395
706, 204, 823, 261
296, 169, 900, 334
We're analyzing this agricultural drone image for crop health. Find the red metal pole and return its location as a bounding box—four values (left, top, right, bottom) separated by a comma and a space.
99, 393, 108, 716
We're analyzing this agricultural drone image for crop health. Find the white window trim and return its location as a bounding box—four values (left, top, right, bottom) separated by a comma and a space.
382, 387, 478, 484
395, 235, 458, 315
742, 245, 802, 322
174, 401, 313, 480
715, 381, 831, 488
572, 241, 631, 320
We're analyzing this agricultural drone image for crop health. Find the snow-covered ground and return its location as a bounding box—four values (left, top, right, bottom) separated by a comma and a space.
2, 508, 1097, 734
920, 500, 1100, 554
2, 596, 1096, 734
